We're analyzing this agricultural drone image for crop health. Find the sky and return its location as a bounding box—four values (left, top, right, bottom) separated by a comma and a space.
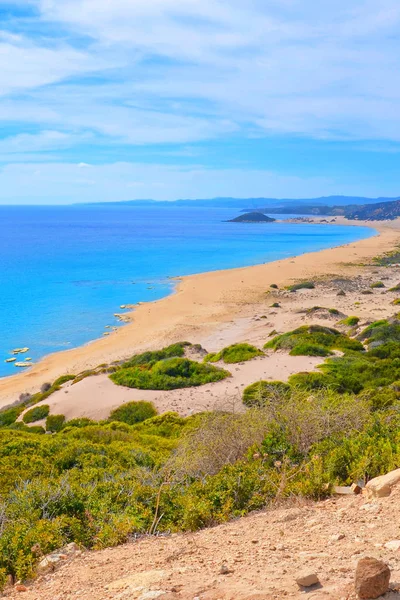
1, 0, 400, 204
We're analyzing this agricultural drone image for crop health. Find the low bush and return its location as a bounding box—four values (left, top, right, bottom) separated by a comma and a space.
205, 343, 263, 364
289, 343, 333, 357
0, 407, 22, 427
53, 374, 76, 386
392, 299, 400, 306
111, 357, 230, 390
109, 401, 157, 425
371, 281, 385, 289
46, 414, 66, 432
264, 325, 364, 355
340, 316, 360, 327
22, 405, 49, 424
286, 281, 315, 292
270, 284, 278, 289
242, 380, 291, 407
121, 342, 190, 368
389, 284, 400, 292
270, 302, 280, 308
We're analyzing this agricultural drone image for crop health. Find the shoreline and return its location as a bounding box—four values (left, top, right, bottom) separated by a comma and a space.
0, 217, 398, 407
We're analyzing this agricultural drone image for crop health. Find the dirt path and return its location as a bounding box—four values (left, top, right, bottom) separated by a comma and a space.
7, 487, 400, 600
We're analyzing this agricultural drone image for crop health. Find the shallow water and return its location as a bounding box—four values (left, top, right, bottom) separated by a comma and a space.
0, 205, 375, 377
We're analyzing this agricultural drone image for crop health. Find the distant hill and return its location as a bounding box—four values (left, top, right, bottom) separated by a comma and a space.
345, 199, 400, 220
84, 195, 400, 209
228, 212, 276, 223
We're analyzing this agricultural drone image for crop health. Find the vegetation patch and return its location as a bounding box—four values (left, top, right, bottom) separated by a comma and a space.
270, 302, 280, 308
371, 281, 385, 288
111, 357, 230, 390
264, 325, 364, 356
286, 281, 315, 292
22, 405, 49, 424
120, 342, 190, 368
389, 284, 400, 292
109, 401, 157, 425
46, 414, 66, 433
242, 381, 291, 407
373, 247, 400, 266
205, 343, 263, 364
339, 316, 360, 327
270, 284, 278, 289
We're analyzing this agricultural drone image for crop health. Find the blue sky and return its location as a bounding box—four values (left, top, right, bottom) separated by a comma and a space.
1, 0, 400, 204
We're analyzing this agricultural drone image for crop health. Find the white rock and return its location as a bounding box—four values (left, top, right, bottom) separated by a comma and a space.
384, 540, 400, 551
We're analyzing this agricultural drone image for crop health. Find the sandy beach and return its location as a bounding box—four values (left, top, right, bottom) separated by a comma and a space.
1, 217, 400, 411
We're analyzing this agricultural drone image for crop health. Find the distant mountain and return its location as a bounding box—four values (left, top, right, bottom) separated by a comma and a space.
84, 195, 400, 209
228, 212, 276, 223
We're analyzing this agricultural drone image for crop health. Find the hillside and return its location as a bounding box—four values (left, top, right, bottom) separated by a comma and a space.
6, 485, 400, 599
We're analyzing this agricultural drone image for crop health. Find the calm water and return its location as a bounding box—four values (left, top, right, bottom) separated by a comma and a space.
0, 205, 375, 377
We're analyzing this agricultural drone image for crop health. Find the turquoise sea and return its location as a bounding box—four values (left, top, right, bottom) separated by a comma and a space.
0, 205, 375, 377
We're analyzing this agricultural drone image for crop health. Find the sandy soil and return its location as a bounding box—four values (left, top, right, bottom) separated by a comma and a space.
6, 484, 400, 599
2, 217, 400, 410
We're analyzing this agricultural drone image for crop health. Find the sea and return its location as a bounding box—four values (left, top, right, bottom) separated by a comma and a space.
0, 205, 375, 377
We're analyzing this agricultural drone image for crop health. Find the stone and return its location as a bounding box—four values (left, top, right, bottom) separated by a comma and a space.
330, 533, 345, 542
15, 585, 28, 593
384, 540, 400, 551
355, 557, 390, 599
351, 483, 363, 495
296, 572, 319, 588
38, 553, 63, 572
219, 563, 232, 575
365, 468, 400, 499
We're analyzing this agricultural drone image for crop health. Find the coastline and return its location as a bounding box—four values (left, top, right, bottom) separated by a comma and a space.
0, 217, 399, 406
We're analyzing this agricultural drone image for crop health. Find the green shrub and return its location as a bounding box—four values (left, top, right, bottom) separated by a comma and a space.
270, 284, 278, 289
265, 325, 363, 355
288, 372, 330, 390
389, 284, 400, 292
22, 405, 50, 424
371, 281, 385, 289
287, 281, 315, 292
111, 358, 230, 390
242, 381, 291, 407
121, 342, 190, 368
340, 316, 360, 327
328, 308, 340, 316
0, 407, 22, 427
53, 374, 76, 386
205, 343, 263, 364
46, 414, 66, 432
109, 401, 157, 425
392, 299, 400, 306
289, 343, 333, 357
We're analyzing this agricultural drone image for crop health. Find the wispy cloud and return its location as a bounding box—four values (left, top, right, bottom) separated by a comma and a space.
1, 1, 400, 202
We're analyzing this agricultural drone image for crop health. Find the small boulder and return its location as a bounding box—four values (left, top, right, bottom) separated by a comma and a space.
355, 557, 390, 599
384, 540, 400, 552
296, 572, 319, 588
365, 468, 400, 499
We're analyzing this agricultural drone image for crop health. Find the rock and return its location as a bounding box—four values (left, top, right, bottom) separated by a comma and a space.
330, 533, 345, 542
15, 585, 28, 593
384, 540, 400, 551
351, 483, 363, 495
354, 557, 390, 599
365, 468, 400, 499
296, 572, 319, 588
219, 563, 232, 575
37, 553, 64, 572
